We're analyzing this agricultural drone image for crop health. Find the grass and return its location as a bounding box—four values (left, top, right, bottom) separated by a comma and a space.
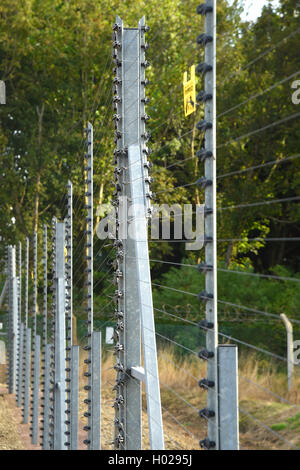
96, 347, 300, 450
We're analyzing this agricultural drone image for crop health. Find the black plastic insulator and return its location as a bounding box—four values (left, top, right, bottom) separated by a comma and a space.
196, 120, 213, 132
196, 149, 213, 162
198, 319, 214, 329
198, 291, 214, 302
197, 177, 212, 189
198, 378, 215, 389
141, 25, 150, 32
83, 426, 91, 432
198, 349, 214, 360
197, 263, 213, 273
113, 23, 121, 32
197, 34, 213, 46
199, 408, 215, 419
197, 91, 213, 103
197, 4, 213, 15
200, 438, 216, 449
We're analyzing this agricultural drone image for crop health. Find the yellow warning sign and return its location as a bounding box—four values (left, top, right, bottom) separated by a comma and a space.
183, 65, 196, 117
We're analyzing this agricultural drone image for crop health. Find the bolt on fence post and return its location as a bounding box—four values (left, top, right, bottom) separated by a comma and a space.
54, 222, 67, 450
91, 331, 101, 450
112, 15, 143, 450
65, 180, 73, 448
70, 345, 79, 450
31, 334, 40, 445
218, 345, 239, 450
280, 313, 294, 391
23, 327, 31, 424
83, 123, 94, 449
196, 0, 219, 450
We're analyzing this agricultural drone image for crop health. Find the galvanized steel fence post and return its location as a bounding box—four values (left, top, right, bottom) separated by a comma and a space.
31, 334, 40, 444
54, 222, 67, 450
30, 231, 39, 444
197, 0, 219, 450
65, 180, 75, 448
112, 15, 143, 451
23, 327, 31, 424
22, 238, 30, 421
40, 225, 48, 447
83, 122, 99, 449
8, 246, 17, 394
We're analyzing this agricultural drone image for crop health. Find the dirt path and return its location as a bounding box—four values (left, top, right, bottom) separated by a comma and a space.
0, 386, 40, 450
0, 384, 197, 450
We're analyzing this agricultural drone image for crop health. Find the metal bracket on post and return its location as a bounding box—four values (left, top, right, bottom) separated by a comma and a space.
196, 0, 219, 450
54, 222, 67, 450
128, 144, 164, 450
218, 345, 239, 450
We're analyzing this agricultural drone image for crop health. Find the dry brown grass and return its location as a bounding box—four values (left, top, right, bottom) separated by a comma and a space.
98, 348, 300, 450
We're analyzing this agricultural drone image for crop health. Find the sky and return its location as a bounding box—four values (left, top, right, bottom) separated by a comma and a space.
230, 0, 280, 22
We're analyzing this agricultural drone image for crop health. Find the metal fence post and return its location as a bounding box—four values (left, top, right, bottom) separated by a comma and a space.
49, 217, 57, 449
280, 313, 294, 391
40, 225, 48, 447
65, 181, 73, 448
91, 331, 101, 450
128, 145, 164, 450
22, 327, 31, 424
30, 231, 38, 442
54, 222, 67, 450
70, 345, 79, 450
16, 241, 22, 402
197, 0, 219, 450
11, 249, 18, 394
22, 238, 29, 411
42, 343, 51, 449
83, 123, 94, 449
218, 345, 239, 450
112, 15, 142, 450
17, 322, 24, 407
31, 334, 40, 445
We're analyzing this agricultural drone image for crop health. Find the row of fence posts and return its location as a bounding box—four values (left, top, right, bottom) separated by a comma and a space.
4, 124, 101, 450
2, 9, 241, 450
